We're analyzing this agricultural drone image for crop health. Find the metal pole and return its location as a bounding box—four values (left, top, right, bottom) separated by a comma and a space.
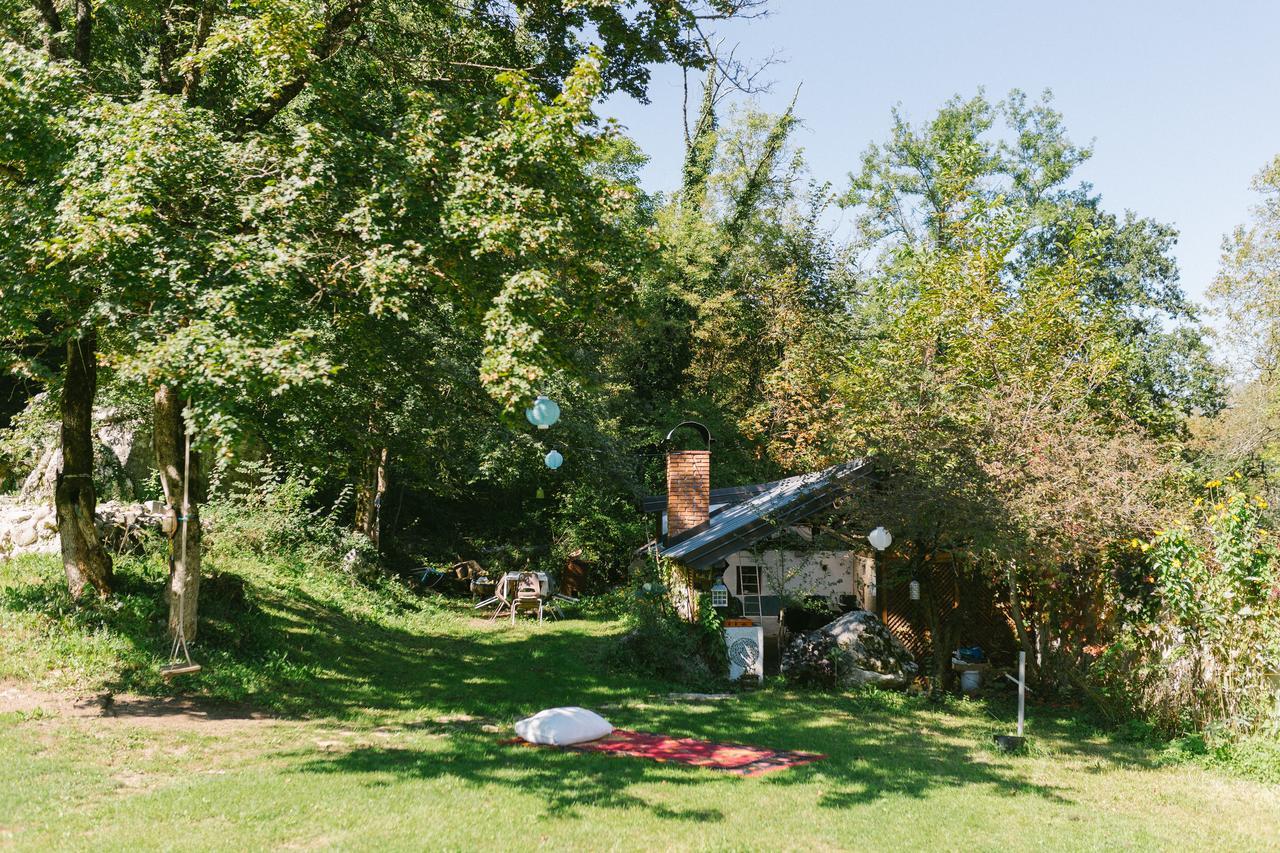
1017, 650, 1026, 737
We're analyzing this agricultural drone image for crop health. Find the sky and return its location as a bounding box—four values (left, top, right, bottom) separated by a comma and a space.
603, 0, 1280, 306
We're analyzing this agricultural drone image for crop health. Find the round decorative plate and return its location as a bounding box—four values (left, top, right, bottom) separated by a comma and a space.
728, 637, 760, 670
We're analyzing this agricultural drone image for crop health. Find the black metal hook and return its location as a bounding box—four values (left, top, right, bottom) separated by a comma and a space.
664, 421, 712, 450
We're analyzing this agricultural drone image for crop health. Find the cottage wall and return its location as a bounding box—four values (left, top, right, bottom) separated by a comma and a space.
721, 547, 875, 637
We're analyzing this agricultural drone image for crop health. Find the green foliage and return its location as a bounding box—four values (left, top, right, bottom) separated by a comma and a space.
605, 555, 726, 686
1094, 479, 1280, 735
203, 458, 378, 578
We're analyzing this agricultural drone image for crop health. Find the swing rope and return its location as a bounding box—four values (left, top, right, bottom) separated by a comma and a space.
162, 400, 200, 679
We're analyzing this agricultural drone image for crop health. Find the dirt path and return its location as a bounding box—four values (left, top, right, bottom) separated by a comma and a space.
0, 681, 276, 733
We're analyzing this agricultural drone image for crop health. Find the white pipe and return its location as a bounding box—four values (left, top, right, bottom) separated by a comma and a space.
1017, 650, 1025, 737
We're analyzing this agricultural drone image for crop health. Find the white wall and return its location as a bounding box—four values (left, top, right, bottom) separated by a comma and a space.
720, 544, 875, 636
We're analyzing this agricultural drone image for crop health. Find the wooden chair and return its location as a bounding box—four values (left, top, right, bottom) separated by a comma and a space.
511, 571, 543, 625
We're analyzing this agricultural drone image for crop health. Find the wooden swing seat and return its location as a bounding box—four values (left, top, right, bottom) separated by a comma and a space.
160, 662, 202, 679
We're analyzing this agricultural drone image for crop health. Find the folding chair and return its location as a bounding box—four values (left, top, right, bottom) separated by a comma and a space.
511, 571, 543, 625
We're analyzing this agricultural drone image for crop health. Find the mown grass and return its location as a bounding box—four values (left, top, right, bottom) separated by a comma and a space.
2, 552, 1279, 851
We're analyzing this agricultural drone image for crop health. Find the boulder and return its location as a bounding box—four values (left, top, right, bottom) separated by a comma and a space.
96, 408, 154, 495
11, 523, 38, 547
783, 609, 918, 689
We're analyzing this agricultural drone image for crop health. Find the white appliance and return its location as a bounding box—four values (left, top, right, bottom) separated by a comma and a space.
725, 625, 764, 683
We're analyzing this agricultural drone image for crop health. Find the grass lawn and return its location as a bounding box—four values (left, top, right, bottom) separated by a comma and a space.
2, 552, 1278, 851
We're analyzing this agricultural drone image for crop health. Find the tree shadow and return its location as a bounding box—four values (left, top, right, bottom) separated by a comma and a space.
5, 554, 1161, 816
292, 731, 727, 821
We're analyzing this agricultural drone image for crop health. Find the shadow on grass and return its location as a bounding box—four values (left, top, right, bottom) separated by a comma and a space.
4, 552, 1157, 815
293, 732, 727, 821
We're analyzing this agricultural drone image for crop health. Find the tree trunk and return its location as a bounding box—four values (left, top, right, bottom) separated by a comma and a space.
353, 446, 387, 550
154, 386, 202, 642
664, 561, 701, 622
55, 333, 112, 598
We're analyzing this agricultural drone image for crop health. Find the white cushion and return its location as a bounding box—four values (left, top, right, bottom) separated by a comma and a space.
514, 707, 613, 746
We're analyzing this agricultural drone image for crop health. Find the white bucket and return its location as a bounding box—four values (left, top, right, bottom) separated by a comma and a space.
960, 669, 982, 694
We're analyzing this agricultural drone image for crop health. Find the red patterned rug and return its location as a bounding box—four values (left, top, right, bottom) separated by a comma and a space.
506, 729, 824, 777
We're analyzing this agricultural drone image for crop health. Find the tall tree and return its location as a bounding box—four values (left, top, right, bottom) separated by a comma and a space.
3, 1, 764, 627
1211, 155, 1280, 380
765, 92, 1202, 688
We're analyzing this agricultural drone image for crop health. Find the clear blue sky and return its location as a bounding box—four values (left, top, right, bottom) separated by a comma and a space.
603, 0, 1280, 306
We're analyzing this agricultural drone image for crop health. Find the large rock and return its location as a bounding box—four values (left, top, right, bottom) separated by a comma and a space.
12, 400, 152, 500
96, 407, 154, 496
783, 609, 919, 689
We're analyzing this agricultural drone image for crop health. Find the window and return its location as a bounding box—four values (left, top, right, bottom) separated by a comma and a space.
737, 565, 761, 617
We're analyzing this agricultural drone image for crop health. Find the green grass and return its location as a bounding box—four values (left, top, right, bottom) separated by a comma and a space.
3, 552, 1279, 851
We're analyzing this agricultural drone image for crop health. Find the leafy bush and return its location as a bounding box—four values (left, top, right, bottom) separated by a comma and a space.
605, 555, 727, 686
1094, 480, 1280, 736
203, 458, 379, 580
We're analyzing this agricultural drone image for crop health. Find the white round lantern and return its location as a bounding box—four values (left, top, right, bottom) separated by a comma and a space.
525, 395, 561, 430
909, 579, 921, 601
868, 526, 893, 552
710, 579, 730, 609
544, 449, 563, 470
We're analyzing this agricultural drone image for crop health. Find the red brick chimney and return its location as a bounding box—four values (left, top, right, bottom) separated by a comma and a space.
666, 449, 711, 541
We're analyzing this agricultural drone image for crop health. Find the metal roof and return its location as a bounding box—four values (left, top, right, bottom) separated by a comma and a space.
639, 482, 779, 515
655, 459, 872, 570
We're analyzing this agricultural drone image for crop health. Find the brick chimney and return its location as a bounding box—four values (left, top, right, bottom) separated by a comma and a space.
666, 449, 711, 542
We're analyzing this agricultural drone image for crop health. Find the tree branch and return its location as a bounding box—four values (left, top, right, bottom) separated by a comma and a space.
236, 0, 372, 132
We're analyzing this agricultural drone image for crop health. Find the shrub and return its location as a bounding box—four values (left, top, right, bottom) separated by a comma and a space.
605, 554, 727, 686
203, 459, 378, 579
1094, 481, 1280, 736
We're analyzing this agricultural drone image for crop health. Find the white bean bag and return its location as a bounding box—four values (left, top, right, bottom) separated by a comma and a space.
514, 706, 613, 746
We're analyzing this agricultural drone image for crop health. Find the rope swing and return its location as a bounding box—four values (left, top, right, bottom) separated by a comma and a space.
161, 400, 201, 679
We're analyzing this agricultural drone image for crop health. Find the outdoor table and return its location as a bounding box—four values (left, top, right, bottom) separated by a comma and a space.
476, 572, 551, 620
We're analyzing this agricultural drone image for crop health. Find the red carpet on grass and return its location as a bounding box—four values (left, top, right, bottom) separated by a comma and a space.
510, 730, 824, 777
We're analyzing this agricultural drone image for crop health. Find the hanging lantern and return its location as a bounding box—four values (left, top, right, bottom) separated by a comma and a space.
711, 579, 730, 609
544, 449, 563, 469
525, 395, 561, 430
535, 486, 546, 500
868, 526, 893, 552
909, 579, 921, 601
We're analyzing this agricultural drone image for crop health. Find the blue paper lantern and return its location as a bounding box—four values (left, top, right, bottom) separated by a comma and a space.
544, 449, 563, 469
525, 395, 561, 429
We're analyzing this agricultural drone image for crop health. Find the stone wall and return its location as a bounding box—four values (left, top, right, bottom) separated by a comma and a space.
0, 497, 169, 560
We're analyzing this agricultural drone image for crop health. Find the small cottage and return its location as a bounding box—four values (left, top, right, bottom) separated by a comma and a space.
642, 425, 1017, 668
641, 423, 879, 639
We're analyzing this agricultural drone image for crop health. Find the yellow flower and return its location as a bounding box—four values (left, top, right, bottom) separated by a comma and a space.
1206, 479, 1223, 489
1256, 496, 1269, 509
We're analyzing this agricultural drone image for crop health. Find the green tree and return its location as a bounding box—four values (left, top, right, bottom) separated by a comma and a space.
763, 92, 1200, 689
1, 0, 762, 632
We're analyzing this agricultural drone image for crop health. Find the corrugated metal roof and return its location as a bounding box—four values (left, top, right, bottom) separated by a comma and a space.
639, 482, 779, 514
656, 459, 872, 570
